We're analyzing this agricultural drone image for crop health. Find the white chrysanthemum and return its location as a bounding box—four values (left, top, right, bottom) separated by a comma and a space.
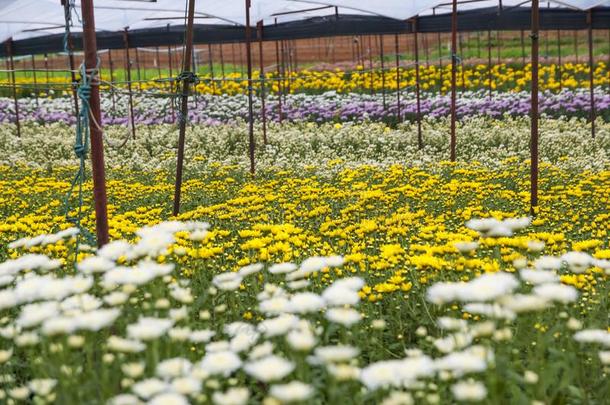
286, 329, 316, 352
437, 317, 468, 331
433, 332, 473, 353
17, 301, 60, 328
104, 291, 129, 306
287, 280, 310, 290
156, 357, 192, 378
330, 277, 365, 291
463, 303, 516, 320
360, 356, 435, 390
249, 341, 275, 360
27, 379, 57, 396
325, 307, 362, 326
171, 377, 202, 395
561, 251, 592, 273
189, 329, 216, 343
322, 286, 360, 307
465, 218, 501, 233
212, 272, 243, 291
238, 263, 264, 276
519, 269, 559, 285
453, 241, 479, 253
127, 317, 174, 341
224, 322, 256, 337
270, 381, 313, 402
426, 272, 518, 304
259, 296, 291, 315
268, 262, 298, 274
314, 345, 360, 363
499, 294, 550, 313
451, 380, 487, 402
502, 217, 531, 231
107, 336, 145, 353
533, 283, 578, 303
131, 378, 169, 399
434, 346, 491, 376
199, 350, 242, 376
244, 355, 295, 382
77, 256, 115, 274
97, 240, 131, 261
288, 292, 325, 314
148, 392, 189, 405
231, 332, 259, 353
259, 314, 300, 337
212, 387, 250, 405
573, 329, 610, 347
533, 256, 562, 271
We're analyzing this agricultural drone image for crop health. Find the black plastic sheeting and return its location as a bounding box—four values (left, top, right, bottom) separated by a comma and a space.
2, 6, 609, 57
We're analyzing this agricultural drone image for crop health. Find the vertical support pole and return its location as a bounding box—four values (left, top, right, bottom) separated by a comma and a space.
135, 47, 142, 92
380, 34, 386, 110
587, 10, 596, 138
368, 35, 374, 94
208, 44, 216, 94
245, 0, 256, 175
123, 29, 136, 139
168, 44, 175, 122
172, 0, 196, 216
44, 54, 50, 92
155, 46, 162, 78
488, 30, 492, 99
275, 39, 283, 123
557, 29, 562, 91
219, 44, 226, 80
413, 18, 423, 150
31, 55, 39, 107
80, 0, 109, 247
530, 0, 540, 214
65, 23, 80, 117
450, 0, 457, 162
394, 33, 401, 122
5, 40, 20, 137
574, 30, 578, 63
108, 49, 116, 111
520, 29, 526, 65
257, 21, 267, 145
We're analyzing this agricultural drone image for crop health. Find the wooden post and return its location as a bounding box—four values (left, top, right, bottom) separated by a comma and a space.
80, 0, 110, 247
5, 40, 20, 137
587, 10, 596, 138
245, 0, 256, 175
257, 21, 268, 145
172, 0, 196, 216
530, 0, 540, 213
123, 29, 136, 139
450, 0, 457, 161
414, 18, 423, 150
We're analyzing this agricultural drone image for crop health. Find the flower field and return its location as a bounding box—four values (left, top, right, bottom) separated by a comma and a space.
0, 105, 609, 404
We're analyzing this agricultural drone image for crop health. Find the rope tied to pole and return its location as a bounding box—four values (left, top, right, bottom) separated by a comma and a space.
63, 59, 101, 254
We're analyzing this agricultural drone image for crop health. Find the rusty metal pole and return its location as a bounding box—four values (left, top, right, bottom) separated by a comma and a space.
31, 55, 39, 107
450, 0, 457, 162
257, 21, 268, 145
530, 0, 540, 214
413, 18, 423, 150
172, 0, 196, 216
380, 34, 387, 110
80, 0, 109, 247
123, 29, 136, 139
108, 49, 116, 111
395, 33, 401, 122
275, 39, 283, 123
44, 54, 50, 92
245, 0, 256, 175
5, 40, 20, 137
587, 10, 596, 138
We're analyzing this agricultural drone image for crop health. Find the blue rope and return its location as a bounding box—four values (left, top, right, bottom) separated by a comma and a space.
63, 61, 100, 253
